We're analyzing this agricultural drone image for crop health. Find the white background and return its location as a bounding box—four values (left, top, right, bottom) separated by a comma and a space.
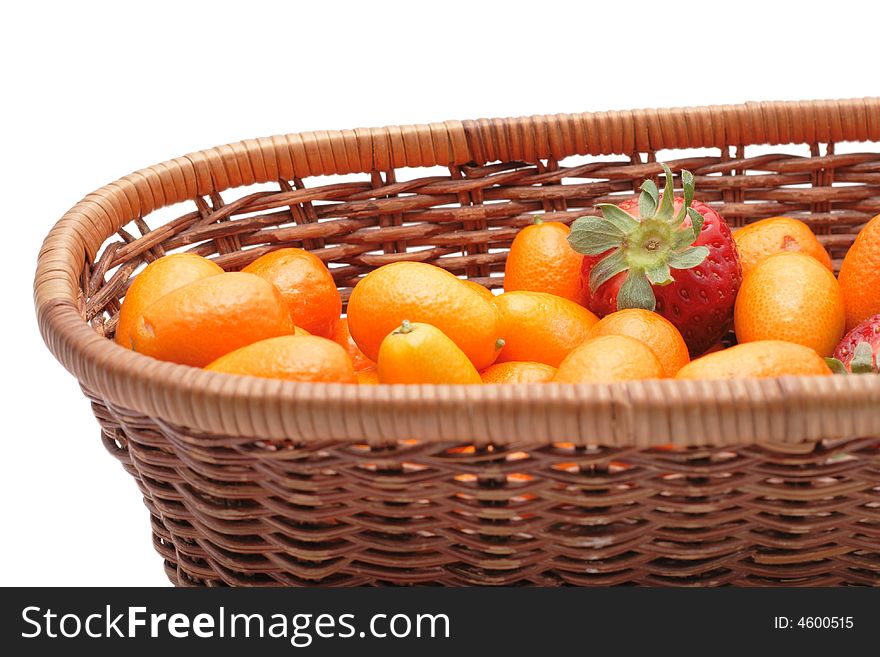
1, 1, 876, 586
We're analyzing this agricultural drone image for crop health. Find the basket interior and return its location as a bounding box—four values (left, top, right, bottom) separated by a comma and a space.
82, 141, 880, 340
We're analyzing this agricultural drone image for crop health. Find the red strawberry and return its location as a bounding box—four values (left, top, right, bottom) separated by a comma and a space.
568, 165, 741, 356
831, 313, 880, 373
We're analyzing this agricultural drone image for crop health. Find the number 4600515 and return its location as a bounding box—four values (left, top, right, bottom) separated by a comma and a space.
774, 617, 854, 629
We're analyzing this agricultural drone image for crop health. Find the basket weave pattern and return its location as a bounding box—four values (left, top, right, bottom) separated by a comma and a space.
37, 100, 880, 586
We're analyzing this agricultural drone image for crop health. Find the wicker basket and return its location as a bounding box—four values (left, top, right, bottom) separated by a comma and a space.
36, 99, 880, 587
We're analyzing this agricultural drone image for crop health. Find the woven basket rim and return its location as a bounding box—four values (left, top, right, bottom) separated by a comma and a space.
34, 98, 880, 444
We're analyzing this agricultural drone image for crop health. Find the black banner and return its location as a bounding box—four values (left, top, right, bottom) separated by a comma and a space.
1, 587, 876, 654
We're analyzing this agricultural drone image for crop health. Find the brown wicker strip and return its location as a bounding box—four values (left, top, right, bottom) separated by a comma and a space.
37, 99, 880, 586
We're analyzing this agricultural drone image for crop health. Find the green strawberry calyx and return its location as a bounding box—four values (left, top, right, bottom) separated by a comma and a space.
567, 163, 708, 311
825, 342, 878, 375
